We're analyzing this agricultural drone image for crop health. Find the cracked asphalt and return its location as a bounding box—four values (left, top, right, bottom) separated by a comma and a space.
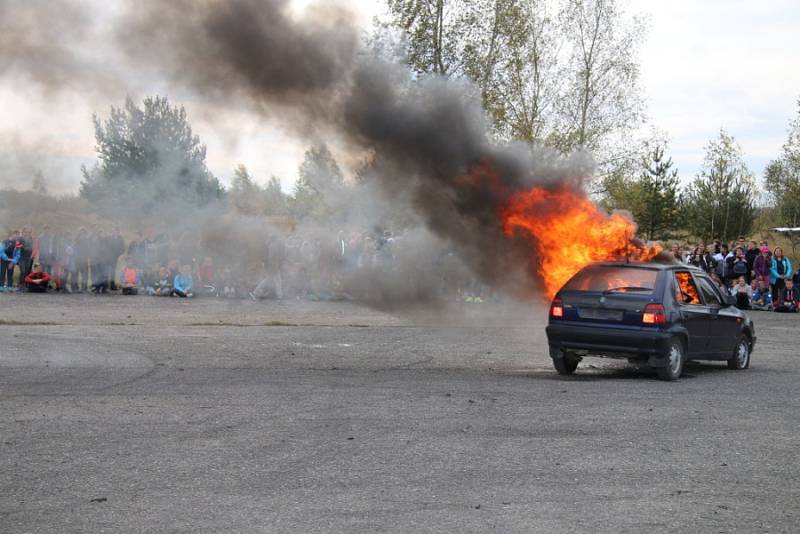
1, 295, 798, 533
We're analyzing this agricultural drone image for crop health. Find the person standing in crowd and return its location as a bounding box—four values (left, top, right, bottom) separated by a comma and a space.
774, 278, 800, 313
731, 247, 750, 283
37, 225, 56, 277
753, 246, 772, 285
18, 227, 34, 286
24, 262, 51, 293
670, 243, 683, 263
108, 228, 126, 290
197, 256, 217, 296
689, 243, 714, 273
751, 278, 773, 311
770, 247, 792, 300
745, 240, 759, 280
58, 230, 77, 292
74, 227, 91, 292
713, 243, 733, 288
172, 265, 194, 298
90, 229, 109, 293
0, 231, 21, 291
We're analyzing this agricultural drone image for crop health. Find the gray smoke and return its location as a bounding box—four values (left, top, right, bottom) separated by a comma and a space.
1, 0, 598, 301
112, 0, 593, 298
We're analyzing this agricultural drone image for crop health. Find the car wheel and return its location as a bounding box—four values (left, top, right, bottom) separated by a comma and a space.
656, 338, 685, 381
552, 351, 580, 375
727, 336, 751, 370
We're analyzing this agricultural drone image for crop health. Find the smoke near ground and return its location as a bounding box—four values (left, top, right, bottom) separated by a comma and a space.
1, 0, 602, 304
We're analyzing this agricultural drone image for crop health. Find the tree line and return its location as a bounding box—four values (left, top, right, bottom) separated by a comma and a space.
18, 0, 800, 249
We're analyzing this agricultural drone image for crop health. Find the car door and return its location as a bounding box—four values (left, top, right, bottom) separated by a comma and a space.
695, 275, 740, 357
672, 271, 711, 356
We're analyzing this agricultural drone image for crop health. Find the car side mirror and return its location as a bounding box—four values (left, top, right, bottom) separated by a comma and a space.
722, 294, 736, 306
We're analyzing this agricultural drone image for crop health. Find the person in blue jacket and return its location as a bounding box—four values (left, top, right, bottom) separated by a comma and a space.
770, 247, 793, 301
0, 234, 22, 292
172, 264, 194, 298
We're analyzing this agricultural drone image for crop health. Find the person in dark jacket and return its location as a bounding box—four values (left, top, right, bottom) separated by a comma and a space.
688, 243, 715, 273
731, 247, 750, 283
24, 262, 51, 293
18, 227, 34, 285
774, 279, 800, 313
745, 240, 759, 280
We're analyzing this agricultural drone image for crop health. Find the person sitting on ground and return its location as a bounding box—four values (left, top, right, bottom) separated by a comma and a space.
24, 262, 51, 293
730, 275, 752, 310
147, 266, 173, 296
172, 265, 194, 298
750, 279, 773, 311
118, 259, 141, 295
774, 279, 800, 313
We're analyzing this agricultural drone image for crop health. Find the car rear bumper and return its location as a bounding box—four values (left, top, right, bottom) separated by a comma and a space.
546, 322, 673, 364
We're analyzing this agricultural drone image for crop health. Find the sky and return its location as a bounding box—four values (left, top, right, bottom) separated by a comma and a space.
0, 0, 798, 194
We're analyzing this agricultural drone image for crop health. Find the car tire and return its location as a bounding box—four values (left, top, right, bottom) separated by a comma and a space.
656, 338, 685, 381
553, 351, 580, 375
727, 336, 751, 370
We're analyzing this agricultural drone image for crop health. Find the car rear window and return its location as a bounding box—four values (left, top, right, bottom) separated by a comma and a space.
562, 266, 658, 293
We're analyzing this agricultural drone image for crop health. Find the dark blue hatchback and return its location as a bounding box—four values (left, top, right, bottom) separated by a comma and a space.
546, 262, 756, 380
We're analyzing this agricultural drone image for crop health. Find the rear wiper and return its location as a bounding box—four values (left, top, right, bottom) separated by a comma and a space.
603, 286, 652, 294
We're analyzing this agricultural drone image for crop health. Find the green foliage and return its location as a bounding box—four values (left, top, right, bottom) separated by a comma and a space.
382, 0, 645, 173
229, 165, 288, 217
290, 144, 345, 221
683, 129, 757, 243
600, 141, 682, 242
764, 98, 800, 255
80, 96, 224, 218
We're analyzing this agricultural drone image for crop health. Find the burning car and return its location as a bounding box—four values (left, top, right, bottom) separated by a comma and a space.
545, 262, 756, 380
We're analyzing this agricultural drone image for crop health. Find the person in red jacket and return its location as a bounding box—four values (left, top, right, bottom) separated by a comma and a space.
24, 262, 51, 293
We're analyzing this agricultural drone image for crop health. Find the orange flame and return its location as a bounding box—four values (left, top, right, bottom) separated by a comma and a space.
501, 186, 661, 299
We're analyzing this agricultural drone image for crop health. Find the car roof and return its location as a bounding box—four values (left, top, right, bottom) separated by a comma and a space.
588, 261, 705, 274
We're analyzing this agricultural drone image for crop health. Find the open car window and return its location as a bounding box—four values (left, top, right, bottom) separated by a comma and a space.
695, 276, 722, 306
674, 272, 701, 305
562, 266, 657, 293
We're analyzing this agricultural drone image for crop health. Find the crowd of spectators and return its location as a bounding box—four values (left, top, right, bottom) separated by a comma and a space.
669, 236, 800, 313
0, 224, 474, 302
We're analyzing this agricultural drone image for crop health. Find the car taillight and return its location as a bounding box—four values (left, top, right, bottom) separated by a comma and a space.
642, 303, 666, 325
550, 298, 564, 318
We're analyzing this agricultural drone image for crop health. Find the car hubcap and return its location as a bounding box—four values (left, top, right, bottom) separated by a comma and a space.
669, 345, 682, 373
737, 342, 749, 367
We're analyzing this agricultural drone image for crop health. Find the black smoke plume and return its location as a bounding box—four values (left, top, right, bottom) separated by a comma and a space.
113, 0, 592, 297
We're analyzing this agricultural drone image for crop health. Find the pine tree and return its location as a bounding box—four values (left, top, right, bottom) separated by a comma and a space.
638, 144, 681, 241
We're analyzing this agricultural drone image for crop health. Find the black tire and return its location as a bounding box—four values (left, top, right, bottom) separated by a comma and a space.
552, 351, 580, 375
656, 338, 685, 381
727, 336, 751, 370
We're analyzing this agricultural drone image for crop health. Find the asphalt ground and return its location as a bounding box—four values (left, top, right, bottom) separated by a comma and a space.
1, 294, 798, 533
